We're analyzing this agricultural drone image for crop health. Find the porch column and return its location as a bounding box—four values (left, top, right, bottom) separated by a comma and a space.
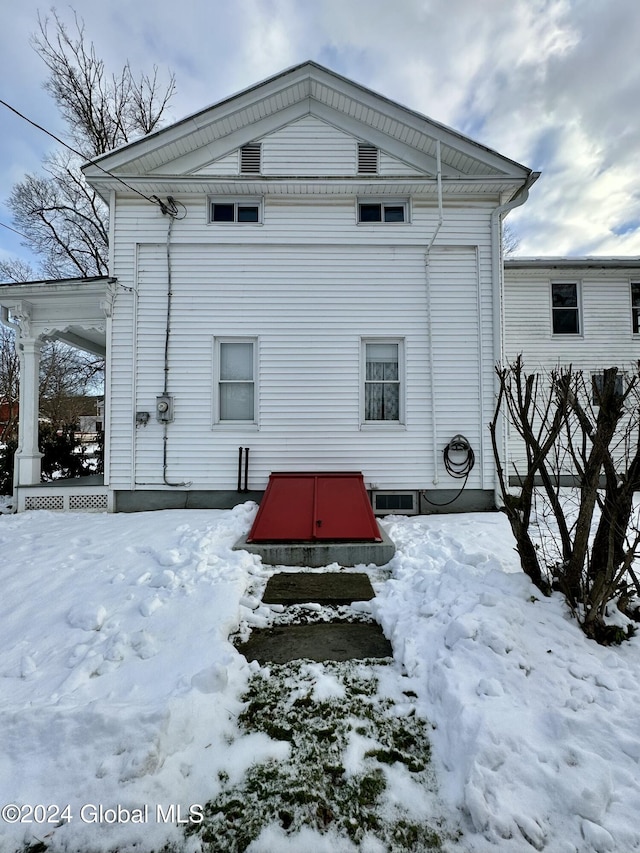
15, 337, 43, 487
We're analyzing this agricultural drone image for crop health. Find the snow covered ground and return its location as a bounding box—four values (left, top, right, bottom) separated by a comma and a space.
0, 504, 639, 852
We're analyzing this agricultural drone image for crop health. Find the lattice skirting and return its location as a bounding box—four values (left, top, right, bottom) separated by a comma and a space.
20, 490, 109, 512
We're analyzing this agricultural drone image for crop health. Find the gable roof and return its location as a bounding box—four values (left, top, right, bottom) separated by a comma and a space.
83, 62, 533, 196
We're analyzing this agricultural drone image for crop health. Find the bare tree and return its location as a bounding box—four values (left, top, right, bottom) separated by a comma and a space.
39, 341, 103, 426
502, 222, 520, 258
0, 259, 37, 284
491, 357, 640, 643
0, 326, 20, 443
5, 7, 175, 278
33, 8, 175, 158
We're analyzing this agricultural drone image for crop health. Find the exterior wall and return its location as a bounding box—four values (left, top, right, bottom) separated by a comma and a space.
503, 264, 640, 471
504, 267, 640, 371
108, 193, 498, 498
194, 115, 427, 177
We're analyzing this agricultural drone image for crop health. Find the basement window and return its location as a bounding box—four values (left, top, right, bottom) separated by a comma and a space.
372, 491, 418, 516
209, 198, 262, 224
592, 372, 624, 407
358, 199, 408, 224
358, 143, 378, 174
240, 143, 261, 174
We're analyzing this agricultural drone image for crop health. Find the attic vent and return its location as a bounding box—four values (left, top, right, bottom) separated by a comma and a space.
358, 143, 378, 174
240, 144, 261, 174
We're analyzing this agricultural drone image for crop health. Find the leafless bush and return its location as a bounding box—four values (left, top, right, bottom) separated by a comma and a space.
490, 356, 640, 643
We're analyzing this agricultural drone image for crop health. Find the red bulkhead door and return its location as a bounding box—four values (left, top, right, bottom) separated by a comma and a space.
314, 475, 381, 541
247, 472, 381, 543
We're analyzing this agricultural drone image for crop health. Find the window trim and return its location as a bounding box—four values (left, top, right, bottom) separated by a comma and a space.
631, 282, 640, 334
213, 337, 258, 427
591, 371, 625, 407
551, 281, 582, 336
360, 338, 405, 428
356, 198, 410, 225
208, 197, 263, 225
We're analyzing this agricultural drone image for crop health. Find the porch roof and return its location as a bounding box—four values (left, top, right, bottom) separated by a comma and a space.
0, 276, 110, 356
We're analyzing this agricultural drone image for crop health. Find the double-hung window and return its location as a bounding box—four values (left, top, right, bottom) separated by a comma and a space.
551, 282, 580, 334
363, 340, 403, 424
632, 283, 640, 333
215, 339, 256, 423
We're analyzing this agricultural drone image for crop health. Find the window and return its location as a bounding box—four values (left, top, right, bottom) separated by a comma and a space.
363, 340, 403, 423
373, 491, 418, 515
216, 340, 256, 423
552, 282, 580, 334
592, 372, 624, 406
358, 199, 408, 224
632, 283, 640, 333
357, 143, 378, 174
209, 198, 262, 224
240, 143, 261, 174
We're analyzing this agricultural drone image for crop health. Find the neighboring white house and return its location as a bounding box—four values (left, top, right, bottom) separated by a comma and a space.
503, 258, 640, 473
14, 61, 637, 515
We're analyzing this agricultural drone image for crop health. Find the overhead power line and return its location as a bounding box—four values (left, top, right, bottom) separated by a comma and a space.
0, 221, 30, 240
0, 98, 170, 212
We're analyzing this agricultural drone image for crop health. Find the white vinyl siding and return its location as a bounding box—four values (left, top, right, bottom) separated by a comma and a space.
504, 267, 640, 470
109, 195, 496, 493
193, 138, 426, 178
261, 116, 357, 175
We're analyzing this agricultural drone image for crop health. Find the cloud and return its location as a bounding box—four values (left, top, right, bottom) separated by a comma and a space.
1, 0, 639, 264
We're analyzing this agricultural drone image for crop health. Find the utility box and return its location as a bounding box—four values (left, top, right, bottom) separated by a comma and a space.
247, 472, 382, 543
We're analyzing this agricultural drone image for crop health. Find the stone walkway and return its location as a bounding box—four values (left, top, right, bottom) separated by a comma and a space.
236, 571, 392, 664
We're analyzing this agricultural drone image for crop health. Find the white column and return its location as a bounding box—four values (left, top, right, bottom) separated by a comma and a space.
15, 337, 43, 487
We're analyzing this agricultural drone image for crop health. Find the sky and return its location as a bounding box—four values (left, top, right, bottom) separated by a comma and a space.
1, 0, 639, 273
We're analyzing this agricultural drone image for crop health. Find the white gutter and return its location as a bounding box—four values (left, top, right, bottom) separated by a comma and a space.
490, 171, 540, 507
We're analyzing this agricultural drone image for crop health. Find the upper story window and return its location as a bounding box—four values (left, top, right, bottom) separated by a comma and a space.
209, 197, 262, 224
551, 282, 580, 334
632, 283, 640, 333
358, 143, 378, 174
240, 143, 261, 174
358, 199, 408, 224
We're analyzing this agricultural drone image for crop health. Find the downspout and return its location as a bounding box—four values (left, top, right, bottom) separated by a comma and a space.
425, 140, 443, 485
490, 171, 540, 507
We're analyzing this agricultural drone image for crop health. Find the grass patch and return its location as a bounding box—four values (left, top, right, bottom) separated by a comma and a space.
187, 661, 451, 852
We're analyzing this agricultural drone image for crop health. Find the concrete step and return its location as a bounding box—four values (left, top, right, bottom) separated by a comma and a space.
235, 569, 392, 664
262, 571, 375, 606
236, 622, 392, 665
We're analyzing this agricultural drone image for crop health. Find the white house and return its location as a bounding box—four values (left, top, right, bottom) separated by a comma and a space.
2, 61, 542, 513
504, 258, 640, 474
